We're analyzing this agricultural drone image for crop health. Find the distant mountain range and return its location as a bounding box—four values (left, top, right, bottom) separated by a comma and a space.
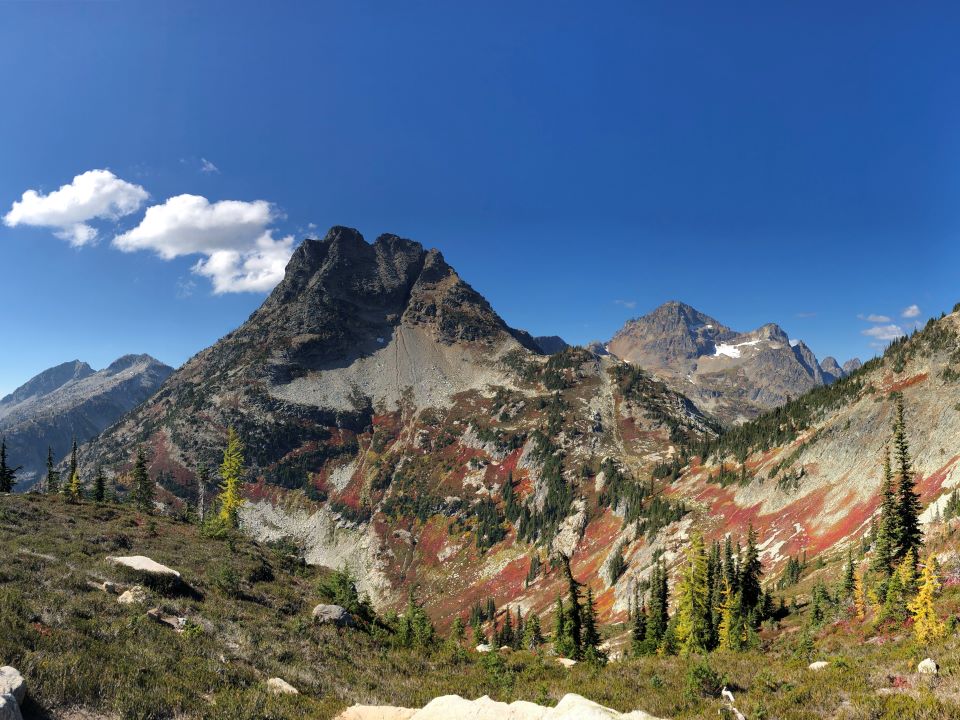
606, 300, 859, 424
0, 355, 172, 489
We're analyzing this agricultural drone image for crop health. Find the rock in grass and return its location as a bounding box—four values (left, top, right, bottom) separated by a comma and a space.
107, 555, 181, 577
474, 644, 492, 653
266, 677, 299, 695
311, 604, 354, 627
0, 693, 23, 720
556, 657, 578, 668
808, 661, 830, 671
0, 668, 25, 704
918, 658, 939, 675
117, 586, 148, 605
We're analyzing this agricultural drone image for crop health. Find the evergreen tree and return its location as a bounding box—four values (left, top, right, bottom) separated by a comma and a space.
841, 551, 855, 598
646, 560, 670, 652
739, 525, 763, 616
131, 446, 155, 512
909, 553, 946, 643
853, 562, 867, 620
0, 438, 20, 493
552, 596, 575, 658
717, 578, 735, 650
675, 533, 712, 654
92, 466, 106, 502
218, 427, 245, 527
631, 601, 648, 657
449, 615, 465, 646
513, 606, 524, 650
892, 397, 922, 559
560, 554, 583, 659
45, 446, 59, 494
521, 612, 543, 650
500, 608, 514, 647
723, 535, 737, 590
873, 444, 898, 575
64, 438, 78, 497
582, 587, 602, 655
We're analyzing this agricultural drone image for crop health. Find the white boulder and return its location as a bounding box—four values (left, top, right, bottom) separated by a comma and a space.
475, 644, 493, 653
0, 668, 25, 704
334, 692, 667, 719
556, 657, 578, 669
918, 658, 939, 675
266, 677, 299, 695
808, 661, 830, 671
107, 556, 181, 577
117, 586, 148, 605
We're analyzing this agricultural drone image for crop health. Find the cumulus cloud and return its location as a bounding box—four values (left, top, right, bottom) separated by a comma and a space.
858, 313, 891, 323
114, 194, 294, 293
3, 169, 148, 247
862, 324, 905, 341
901, 304, 921, 318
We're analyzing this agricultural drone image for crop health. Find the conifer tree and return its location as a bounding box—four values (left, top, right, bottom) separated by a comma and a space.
873, 444, 898, 575
631, 601, 648, 656
92, 466, 106, 502
449, 615, 465, 646
739, 525, 763, 618
909, 553, 946, 643
842, 551, 855, 598
559, 554, 583, 659
131, 446, 154, 512
892, 397, 922, 559
45, 446, 59, 494
500, 608, 514, 647
0, 438, 20, 493
553, 596, 574, 657
521, 612, 543, 650
853, 563, 867, 620
218, 427, 245, 527
717, 578, 735, 650
646, 560, 670, 652
675, 533, 712, 654
64, 438, 78, 497
66, 467, 82, 502
582, 587, 602, 654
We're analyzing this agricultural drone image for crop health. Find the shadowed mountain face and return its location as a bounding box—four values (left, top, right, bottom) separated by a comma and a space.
607, 301, 850, 424
0, 355, 172, 489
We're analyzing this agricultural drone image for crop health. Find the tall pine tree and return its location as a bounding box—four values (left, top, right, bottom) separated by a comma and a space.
45, 446, 59, 494
873, 444, 898, 575
675, 533, 712, 654
892, 396, 922, 560
0, 438, 20, 492
131, 446, 154, 512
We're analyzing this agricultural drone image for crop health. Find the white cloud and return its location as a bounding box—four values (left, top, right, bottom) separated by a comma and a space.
199, 158, 220, 174
614, 299, 637, 309
862, 324, 905, 341
858, 313, 891, 323
3, 169, 148, 247
114, 194, 294, 293
901, 304, 921, 318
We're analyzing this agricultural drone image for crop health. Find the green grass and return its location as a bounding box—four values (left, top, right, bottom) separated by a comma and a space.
3, 493, 960, 719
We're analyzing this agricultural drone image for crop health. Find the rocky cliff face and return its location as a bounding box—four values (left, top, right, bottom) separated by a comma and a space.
606, 301, 833, 424
0, 355, 172, 489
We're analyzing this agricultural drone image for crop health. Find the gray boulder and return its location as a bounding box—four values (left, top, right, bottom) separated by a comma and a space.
312, 604, 354, 627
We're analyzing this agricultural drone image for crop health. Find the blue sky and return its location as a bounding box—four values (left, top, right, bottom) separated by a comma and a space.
2, 1, 959, 397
